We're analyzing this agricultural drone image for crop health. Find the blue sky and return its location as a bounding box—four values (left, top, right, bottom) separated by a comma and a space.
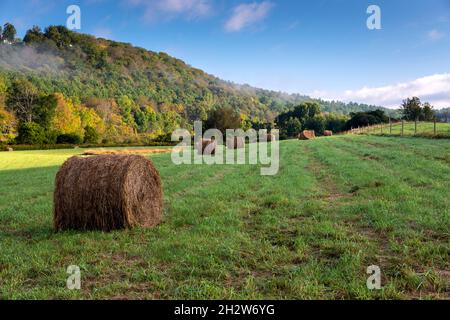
1, 0, 449, 108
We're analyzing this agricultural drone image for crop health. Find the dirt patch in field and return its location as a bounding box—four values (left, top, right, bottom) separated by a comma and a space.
81, 251, 166, 298
305, 149, 352, 202
434, 155, 450, 165
82, 148, 183, 156
362, 153, 381, 161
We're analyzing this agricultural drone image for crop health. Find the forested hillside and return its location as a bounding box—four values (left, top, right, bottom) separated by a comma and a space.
0, 25, 387, 144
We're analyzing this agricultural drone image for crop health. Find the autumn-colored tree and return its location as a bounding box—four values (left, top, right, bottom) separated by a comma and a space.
86, 97, 118, 121
77, 104, 105, 137
6, 79, 40, 123
0, 106, 17, 143
51, 93, 83, 136
117, 95, 137, 128
103, 113, 136, 143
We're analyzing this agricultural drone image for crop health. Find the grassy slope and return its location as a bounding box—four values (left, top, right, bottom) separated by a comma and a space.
365, 122, 450, 138
0, 136, 448, 299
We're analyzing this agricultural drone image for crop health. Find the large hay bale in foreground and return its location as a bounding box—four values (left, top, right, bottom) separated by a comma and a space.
227, 137, 245, 149
54, 155, 163, 232
324, 130, 333, 137
298, 130, 316, 140
197, 139, 217, 155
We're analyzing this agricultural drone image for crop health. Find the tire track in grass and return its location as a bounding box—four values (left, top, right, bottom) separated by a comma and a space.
308, 137, 449, 298
152, 151, 314, 299
351, 135, 450, 169
213, 141, 351, 299
241, 141, 379, 299
333, 138, 450, 298
302, 141, 404, 298
313, 139, 425, 297
225, 144, 316, 297
312, 137, 449, 237
326, 137, 449, 247
331, 137, 449, 219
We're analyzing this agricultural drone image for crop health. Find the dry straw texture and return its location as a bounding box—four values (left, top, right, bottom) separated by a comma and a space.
197, 139, 217, 155
227, 137, 245, 149
298, 130, 316, 140
324, 130, 333, 136
54, 155, 163, 232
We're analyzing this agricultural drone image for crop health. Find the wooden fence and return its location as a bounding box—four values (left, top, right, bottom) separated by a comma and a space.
343, 119, 450, 138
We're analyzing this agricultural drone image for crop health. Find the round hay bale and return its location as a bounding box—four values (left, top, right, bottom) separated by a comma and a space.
298, 130, 316, 140
197, 139, 217, 155
6, 147, 13, 152
324, 130, 333, 137
54, 155, 163, 232
265, 134, 276, 142
226, 136, 245, 149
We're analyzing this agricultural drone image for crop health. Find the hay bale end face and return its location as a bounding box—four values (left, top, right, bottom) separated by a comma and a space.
298, 130, 316, 140
265, 134, 276, 142
324, 130, 333, 136
197, 139, 217, 155
227, 136, 245, 149
54, 155, 163, 232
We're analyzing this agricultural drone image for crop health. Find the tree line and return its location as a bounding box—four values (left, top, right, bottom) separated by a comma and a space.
274, 97, 441, 139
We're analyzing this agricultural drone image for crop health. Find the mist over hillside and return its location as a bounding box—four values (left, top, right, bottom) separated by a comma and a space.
0, 26, 390, 121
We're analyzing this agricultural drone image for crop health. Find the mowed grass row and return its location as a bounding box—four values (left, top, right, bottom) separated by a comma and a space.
0, 136, 448, 299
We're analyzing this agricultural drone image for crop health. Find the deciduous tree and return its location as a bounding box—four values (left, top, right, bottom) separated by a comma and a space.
2, 23, 17, 42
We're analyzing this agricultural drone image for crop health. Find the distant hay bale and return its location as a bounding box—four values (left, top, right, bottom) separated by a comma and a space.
324, 130, 333, 137
298, 130, 316, 140
197, 139, 217, 155
54, 155, 163, 232
6, 147, 13, 152
227, 136, 245, 149
264, 134, 276, 142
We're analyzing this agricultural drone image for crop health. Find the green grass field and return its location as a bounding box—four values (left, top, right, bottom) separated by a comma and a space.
364, 122, 450, 138
0, 135, 449, 299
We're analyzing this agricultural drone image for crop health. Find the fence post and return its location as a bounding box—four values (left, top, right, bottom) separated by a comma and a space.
401, 120, 404, 136
415, 118, 418, 135
389, 118, 392, 134
434, 117, 437, 136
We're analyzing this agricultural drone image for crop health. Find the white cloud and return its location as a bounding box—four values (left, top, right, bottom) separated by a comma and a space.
311, 73, 450, 109
125, 0, 212, 21
225, 1, 273, 32
286, 20, 300, 31
428, 29, 445, 41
